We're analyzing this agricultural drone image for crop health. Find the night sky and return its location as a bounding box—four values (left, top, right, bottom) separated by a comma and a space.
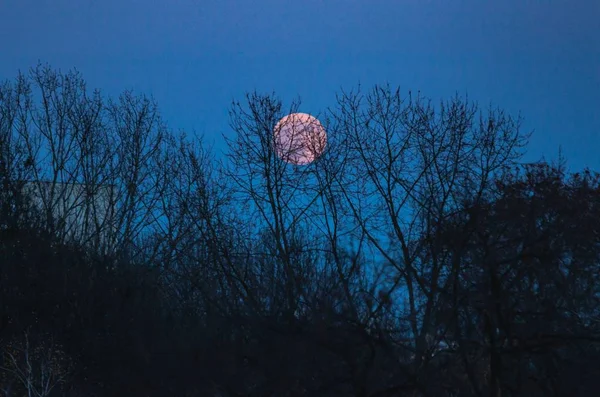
1, 0, 598, 172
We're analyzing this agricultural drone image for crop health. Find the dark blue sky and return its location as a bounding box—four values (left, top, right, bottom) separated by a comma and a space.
1, 0, 598, 171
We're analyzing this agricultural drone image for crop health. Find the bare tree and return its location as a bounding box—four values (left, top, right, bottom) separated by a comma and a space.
0, 64, 179, 261
431, 161, 600, 396
224, 92, 333, 319
0, 331, 71, 397
326, 84, 529, 395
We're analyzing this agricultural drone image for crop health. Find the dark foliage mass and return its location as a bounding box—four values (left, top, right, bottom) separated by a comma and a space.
1, 65, 599, 396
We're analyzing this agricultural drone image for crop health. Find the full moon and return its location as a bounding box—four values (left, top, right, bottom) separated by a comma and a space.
273, 113, 327, 165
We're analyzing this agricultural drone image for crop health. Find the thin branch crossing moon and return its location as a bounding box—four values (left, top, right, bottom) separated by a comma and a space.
273, 113, 327, 165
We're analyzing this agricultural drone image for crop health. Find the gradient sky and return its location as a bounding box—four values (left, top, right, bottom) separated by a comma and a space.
1, 0, 599, 172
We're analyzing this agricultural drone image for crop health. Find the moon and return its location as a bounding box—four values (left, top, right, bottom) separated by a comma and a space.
273, 113, 327, 165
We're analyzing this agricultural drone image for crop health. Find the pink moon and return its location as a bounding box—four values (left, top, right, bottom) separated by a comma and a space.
273, 113, 327, 165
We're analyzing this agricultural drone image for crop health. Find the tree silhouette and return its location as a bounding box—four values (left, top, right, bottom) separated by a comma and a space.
1, 64, 598, 396
429, 161, 600, 396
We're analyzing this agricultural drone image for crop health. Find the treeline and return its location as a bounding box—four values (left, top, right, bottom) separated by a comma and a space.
0, 64, 599, 396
